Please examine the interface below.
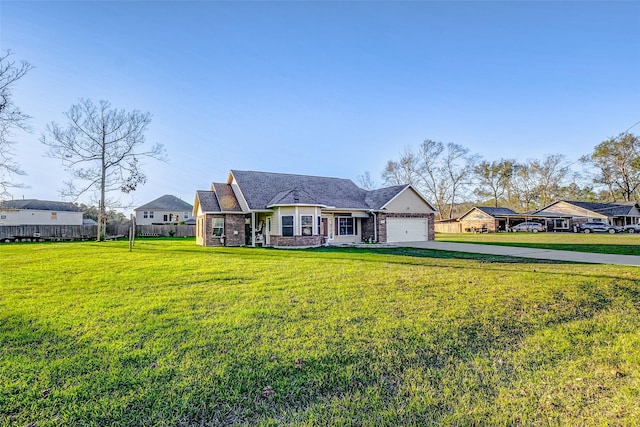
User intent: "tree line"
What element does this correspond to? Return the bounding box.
[377,134,640,220]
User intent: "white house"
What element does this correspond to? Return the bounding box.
[135,195,194,225]
[0,199,84,226]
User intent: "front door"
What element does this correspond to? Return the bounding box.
[321,217,329,243]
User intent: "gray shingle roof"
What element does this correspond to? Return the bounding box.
[231,170,372,210]
[0,199,81,212]
[475,207,519,216]
[267,189,324,207]
[198,170,434,213]
[365,185,408,210]
[136,195,193,211]
[195,190,221,212]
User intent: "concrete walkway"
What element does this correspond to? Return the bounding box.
[404,241,640,266]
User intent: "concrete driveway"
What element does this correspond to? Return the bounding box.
[404,241,640,266]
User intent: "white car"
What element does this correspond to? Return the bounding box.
[623,224,640,233]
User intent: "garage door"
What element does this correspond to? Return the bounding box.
[386,217,429,243]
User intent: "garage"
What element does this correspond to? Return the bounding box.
[386,217,429,243]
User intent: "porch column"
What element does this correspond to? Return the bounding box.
[251,212,256,247]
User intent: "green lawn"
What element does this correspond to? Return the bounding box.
[437,232,640,256]
[2,239,639,426]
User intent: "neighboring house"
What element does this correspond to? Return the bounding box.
[135,195,194,225]
[0,199,83,226]
[457,207,521,233]
[193,170,437,247]
[533,200,640,231]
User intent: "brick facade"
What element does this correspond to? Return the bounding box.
[198,214,246,247]
[360,217,376,243]
[270,235,323,247]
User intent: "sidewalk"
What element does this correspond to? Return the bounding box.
[405,241,640,266]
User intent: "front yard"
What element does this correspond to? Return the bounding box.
[1,240,639,425]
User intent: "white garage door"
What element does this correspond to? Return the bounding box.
[387,217,429,243]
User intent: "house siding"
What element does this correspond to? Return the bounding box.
[384,188,434,213]
[136,209,192,225]
[0,209,83,226]
[539,201,607,219]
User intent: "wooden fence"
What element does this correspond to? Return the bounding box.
[434,221,462,233]
[0,224,195,241]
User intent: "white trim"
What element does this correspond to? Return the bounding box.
[227,172,251,212]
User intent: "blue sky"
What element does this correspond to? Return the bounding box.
[1,1,639,211]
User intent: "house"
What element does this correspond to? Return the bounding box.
[457,207,521,233]
[533,200,640,231]
[0,199,83,226]
[193,170,437,247]
[135,195,194,225]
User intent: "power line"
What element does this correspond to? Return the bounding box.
[624,120,640,133]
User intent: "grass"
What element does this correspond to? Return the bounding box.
[1,239,639,426]
[437,232,640,256]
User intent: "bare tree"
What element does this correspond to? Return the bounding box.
[381,146,421,187]
[383,140,478,219]
[510,162,539,211]
[42,99,166,240]
[0,51,32,198]
[529,154,570,207]
[441,142,479,217]
[357,171,376,190]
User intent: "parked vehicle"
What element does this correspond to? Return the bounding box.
[580,222,623,234]
[623,224,640,233]
[510,222,545,233]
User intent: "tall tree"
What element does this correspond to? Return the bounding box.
[383,140,478,219]
[0,51,32,198]
[581,132,640,202]
[529,154,570,207]
[42,99,166,240]
[473,158,515,207]
[510,162,539,211]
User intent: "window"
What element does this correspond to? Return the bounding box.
[338,217,354,235]
[554,219,569,229]
[301,215,313,236]
[51,212,57,220]
[184,212,189,219]
[282,215,294,236]
[149,211,154,219]
[143,211,148,219]
[212,217,224,237]
[0,215,6,219]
